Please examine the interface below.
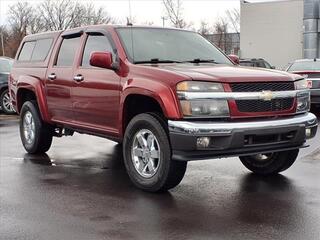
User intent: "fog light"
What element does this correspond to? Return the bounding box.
[306,128,312,138]
[197,137,210,148]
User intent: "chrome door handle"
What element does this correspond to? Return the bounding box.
[48,73,56,80]
[73,75,84,82]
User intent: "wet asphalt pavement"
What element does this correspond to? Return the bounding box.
[1,113,320,240]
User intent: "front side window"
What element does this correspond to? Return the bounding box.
[116,28,232,64]
[82,34,114,67]
[56,37,81,67]
[18,41,36,61]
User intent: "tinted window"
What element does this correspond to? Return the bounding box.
[240,62,254,67]
[0,58,13,73]
[288,61,320,71]
[18,41,36,61]
[82,34,114,67]
[31,38,53,61]
[117,28,232,64]
[56,37,81,66]
[264,61,272,69]
[255,61,266,68]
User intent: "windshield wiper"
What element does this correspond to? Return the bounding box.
[183,59,219,64]
[134,58,182,64]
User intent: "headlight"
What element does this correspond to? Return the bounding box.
[296,91,310,113]
[177,81,230,118]
[295,79,309,90]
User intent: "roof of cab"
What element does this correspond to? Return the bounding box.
[22,24,195,42]
[23,30,63,41]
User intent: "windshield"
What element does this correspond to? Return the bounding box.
[116,28,232,65]
[288,61,320,72]
[0,58,13,73]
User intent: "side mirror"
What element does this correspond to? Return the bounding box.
[90,51,113,69]
[228,54,240,65]
[271,66,276,69]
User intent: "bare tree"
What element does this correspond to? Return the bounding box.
[226,8,240,38]
[213,18,229,52]
[70,3,113,27]
[162,0,188,28]
[198,20,211,36]
[4,0,114,57]
[38,0,113,31]
[5,2,38,57]
[7,2,34,37]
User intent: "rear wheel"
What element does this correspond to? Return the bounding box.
[20,101,54,154]
[0,89,15,114]
[239,149,299,175]
[123,113,187,192]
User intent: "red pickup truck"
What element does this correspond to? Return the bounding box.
[10,25,318,192]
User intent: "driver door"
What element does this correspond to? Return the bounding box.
[72,31,121,134]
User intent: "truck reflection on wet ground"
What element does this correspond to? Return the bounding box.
[1,114,319,240]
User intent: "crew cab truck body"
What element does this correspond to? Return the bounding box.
[10,25,318,192]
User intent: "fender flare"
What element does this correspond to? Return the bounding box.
[16,76,50,122]
[120,86,181,135]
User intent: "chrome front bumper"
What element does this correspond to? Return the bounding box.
[169,113,318,135]
[168,113,318,161]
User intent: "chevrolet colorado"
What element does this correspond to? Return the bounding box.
[9,26,318,192]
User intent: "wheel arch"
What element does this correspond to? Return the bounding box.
[16,80,50,122]
[120,87,180,136]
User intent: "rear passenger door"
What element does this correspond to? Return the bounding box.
[45,31,83,122]
[72,30,121,134]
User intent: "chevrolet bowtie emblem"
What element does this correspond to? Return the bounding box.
[260,90,273,101]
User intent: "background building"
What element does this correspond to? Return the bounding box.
[240,0,307,69]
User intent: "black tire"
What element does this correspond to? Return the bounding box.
[123,113,187,192]
[239,149,299,175]
[0,89,15,114]
[20,100,54,154]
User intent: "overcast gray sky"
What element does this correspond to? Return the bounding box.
[0,0,279,29]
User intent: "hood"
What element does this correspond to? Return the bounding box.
[155,64,301,83]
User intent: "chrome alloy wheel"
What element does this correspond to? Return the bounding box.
[2,91,15,113]
[131,129,161,178]
[23,111,35,144]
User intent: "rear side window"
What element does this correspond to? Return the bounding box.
[31,38,53,61]
[18,38,53,62]
[82,34,114,67]
[18,41,36,61]
[56,37,81,67]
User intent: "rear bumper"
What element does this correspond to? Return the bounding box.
[168,113,318,161]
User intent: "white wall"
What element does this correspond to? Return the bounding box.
[240,0,304,69]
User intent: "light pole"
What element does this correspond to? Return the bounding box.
[161,16,167,27]
[1,30,4,56]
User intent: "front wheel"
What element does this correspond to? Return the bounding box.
[239,149,299,175]
[123,113,187,192]
[20,101,54,154]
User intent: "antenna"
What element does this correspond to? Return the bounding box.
[128,0,133,26]
[128,0,135,62]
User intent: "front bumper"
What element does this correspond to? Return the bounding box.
[168,113,318,161]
